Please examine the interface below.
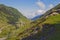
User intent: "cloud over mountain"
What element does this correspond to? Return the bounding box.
[36,1,45,9]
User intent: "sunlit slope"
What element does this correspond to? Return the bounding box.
[0,4,31,40]
[42,14,60,40]
[43,14,60,24]
[21,4,60,40]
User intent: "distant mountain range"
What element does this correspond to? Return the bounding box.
[31,15,42,20]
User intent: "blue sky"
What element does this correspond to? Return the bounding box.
[0,0,60,18]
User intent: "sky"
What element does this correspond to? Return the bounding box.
[0,0,60,19]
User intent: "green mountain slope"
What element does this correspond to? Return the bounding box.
[0,4,31,40]
[33,4,60,40]
[22,4,60,40]
[0,4,60,40]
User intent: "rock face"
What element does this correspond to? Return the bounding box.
[0,37,7,40]
[50,9,60,16]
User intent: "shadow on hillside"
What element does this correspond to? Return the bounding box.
[22,22,60,40]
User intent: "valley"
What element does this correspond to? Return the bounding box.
[0,4,60,40]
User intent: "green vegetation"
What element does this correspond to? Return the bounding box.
[0,4,60,40]
[0,4,31,40]
[26,4,60,40]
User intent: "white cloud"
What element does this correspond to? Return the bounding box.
[37,10,45,14]
[35,10,46,15]
[49,4,54,9]
[36,1,45,9]
[34,0,46,18]
[18,0,54,19]
[27,12,36,19]
[27,0,46,19]
[24,2,54,19]
[27,9,46,19]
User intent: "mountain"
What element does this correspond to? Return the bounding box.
[21,4,60,40]
[31,4,60,21]
[0,4,60,40]
[0,4,31,40]
[31,15,42,20]
[0,4,31,29]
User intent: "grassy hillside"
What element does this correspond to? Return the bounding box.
[0,4,60,40]
[0,4,31,40]
[21,4,60,40]
[33,4,60,40]
[42,14,60,40]
[43,14,60,24]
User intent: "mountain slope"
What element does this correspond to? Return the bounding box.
[0,4,60,40]
[22,4,60,40]
[0,4,31,40]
